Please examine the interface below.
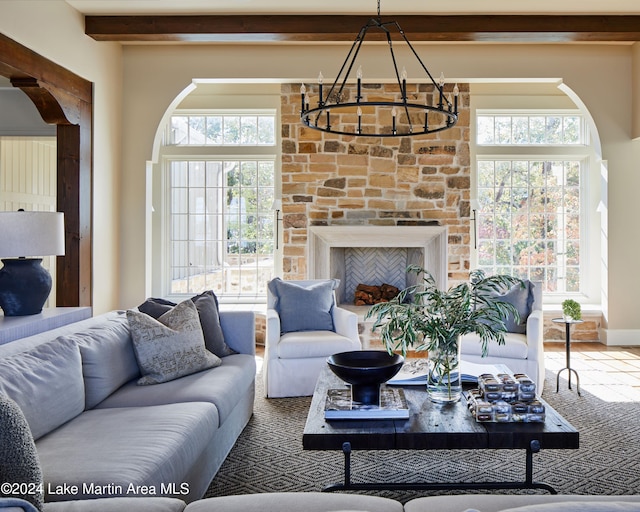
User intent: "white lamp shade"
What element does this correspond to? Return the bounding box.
[0,211,65,258]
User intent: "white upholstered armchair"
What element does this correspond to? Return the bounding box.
[460,280,545,391]
[264,279,361,398]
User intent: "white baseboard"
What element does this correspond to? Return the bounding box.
[600,329,640,346]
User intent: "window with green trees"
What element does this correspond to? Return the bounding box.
[164,111,277,299]
[476,112,586,294]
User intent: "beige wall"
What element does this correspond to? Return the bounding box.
[120,43,640,344]
[2,2,639,340]
[0,0,123,314]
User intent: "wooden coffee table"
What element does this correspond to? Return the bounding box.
[303,365,579,494]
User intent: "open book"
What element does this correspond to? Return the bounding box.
[387,359,511,386]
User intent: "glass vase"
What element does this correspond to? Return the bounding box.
[427,337,462,404]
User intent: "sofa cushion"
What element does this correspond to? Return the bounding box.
[461,331,529,360]
[184,492,404,512]
[0,394,43,511]
[138,291,235,358]
[404,496,640,512]
[95,353,255,427]
[268,278,338,334]
[66,312,140,409]
[43,497,187,512]
[277,330,357,359]
[127,300,222,385]
[0,337,84,441]
[36,402,218,502]
[499,502,640,512]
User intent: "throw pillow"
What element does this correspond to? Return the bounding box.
[138,290,236,357]
[0,393,44,511]
[268,278,339,334]
[127,300,222,385]
[494,280,535,334]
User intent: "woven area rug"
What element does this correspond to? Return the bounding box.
[205,366,640,503]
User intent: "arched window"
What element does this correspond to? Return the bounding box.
[160,110,277,301]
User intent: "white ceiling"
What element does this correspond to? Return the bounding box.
[65,0,640,16]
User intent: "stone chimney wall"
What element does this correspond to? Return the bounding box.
[280,82,471,284]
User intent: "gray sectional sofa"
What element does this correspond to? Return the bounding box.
[0,308,256,507]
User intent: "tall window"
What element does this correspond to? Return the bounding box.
[163,110,277,300]
[475,111,588,295]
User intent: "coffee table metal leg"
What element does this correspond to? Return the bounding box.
[322,440,558,494]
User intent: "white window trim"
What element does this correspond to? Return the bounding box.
[156,107,279,304]
[472,109,600,306]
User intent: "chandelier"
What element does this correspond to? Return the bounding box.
[299,0,459,138]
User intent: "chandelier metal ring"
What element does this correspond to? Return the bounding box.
[299,1,459,138]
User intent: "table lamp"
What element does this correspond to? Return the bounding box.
[0,210,65,316]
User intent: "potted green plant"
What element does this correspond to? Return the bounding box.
[366,265,524,404]
[562,299,581,322]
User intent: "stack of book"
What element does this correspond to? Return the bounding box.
[324,388,409,420]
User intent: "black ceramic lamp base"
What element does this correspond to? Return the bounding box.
[0,258,52,316]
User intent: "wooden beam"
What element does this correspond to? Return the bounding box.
[0,33,93,308]
[85,15,640,43]
[0,34,92,102]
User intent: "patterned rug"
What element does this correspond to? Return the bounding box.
[205,367,640,503]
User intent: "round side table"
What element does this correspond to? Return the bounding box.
[552,318,583,396]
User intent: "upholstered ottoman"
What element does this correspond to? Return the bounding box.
[184,492,403,512]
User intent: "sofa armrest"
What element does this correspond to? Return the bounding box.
[219,311,256,356]
[0,498,40,512]
[265,309,281,351]
[525,308,545,386]
[525,309,544,359]
[333,306,360,345]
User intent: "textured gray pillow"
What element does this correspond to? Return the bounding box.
[268,278,338,334]
[0,393,44,511]
[138,290,236,357]
[127,300,222,385]
[0,337,85,441]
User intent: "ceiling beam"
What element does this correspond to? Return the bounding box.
[85,15,640,43]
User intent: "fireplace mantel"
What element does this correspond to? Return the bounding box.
[308,226,448,301]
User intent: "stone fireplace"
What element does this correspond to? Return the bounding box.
[280,81,472,290]
[308,225,448,305]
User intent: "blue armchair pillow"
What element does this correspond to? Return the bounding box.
[268,278,339,334]
[495,280,535,334]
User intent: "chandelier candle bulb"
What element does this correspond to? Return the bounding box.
[401,67,407,100]
[300,83,306,111]
[357,66,362,100]
[357,106,362,133]
[454,83,459,112]
[318,72,324,106]
[392,107,397,134]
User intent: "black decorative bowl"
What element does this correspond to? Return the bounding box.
[327,350,405,405]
